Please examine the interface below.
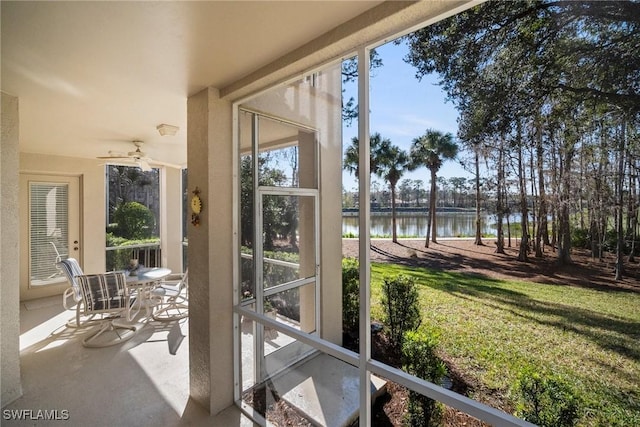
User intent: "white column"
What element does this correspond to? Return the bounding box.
[160,166,184,272]
[187,87,234,414]
[1,92,22,405]
[357,47,372,427]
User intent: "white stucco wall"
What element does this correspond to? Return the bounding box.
[20,154,106,292]
[1,92,22,405]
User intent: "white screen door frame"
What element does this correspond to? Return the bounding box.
[237,109,322,388]
[256,186,320,380]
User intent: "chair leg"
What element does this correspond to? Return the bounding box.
[126,295,142,322]
[152,292,188,322]
[81,319,139,348]
[66,305,102,329]
[152,302,189,322]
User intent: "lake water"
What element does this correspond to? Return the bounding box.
[342,212,500,238]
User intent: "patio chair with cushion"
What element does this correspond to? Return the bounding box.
[58,258,141,328]
[152,269,188,322]
[76,272,140,347]
[58,258,90,328]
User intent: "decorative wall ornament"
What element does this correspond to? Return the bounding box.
[191,187,202,226]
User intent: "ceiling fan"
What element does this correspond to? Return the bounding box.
[97,140,180,171]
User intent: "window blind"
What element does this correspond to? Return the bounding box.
[29,182,69,285]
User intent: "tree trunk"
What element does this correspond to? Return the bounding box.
[425,207,431,248]
[629,162,638,263]
[578,137,586,230]
[591,149,603,258]
[557,131,575,265]
[391,184,398,243]
[599,214,607,261]
[550,137,559,252]
[615,118,626,280]
[474,147,484,246]
[424,175,434,248]
[558,201,572,264]
[517,126,529,262]
[431,169,438,244]
[535,120,547,257]
[495,142,505,254]
[426,168,437,246]
[530,146,537,255]
[506,185,512,248]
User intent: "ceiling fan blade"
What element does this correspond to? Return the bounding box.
[98,141,181,170]
[99,160,136,168]
[97,155,130,159]
[100,158,180,171]
[148,159,183,169]
[97,150,129,159]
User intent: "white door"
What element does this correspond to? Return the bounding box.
[20,174,81,300]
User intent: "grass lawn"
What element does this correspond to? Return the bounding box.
[370,262,640,426]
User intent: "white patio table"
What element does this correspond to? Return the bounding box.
[125,267,171,319]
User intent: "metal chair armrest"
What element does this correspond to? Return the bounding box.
[62,286,80,310]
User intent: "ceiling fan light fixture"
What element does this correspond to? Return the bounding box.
[157,123,179,136]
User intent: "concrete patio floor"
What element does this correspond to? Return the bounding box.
[3,295,255,427]
[239,316,387,427]
[6,295,388,426]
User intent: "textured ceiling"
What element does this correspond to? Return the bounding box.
[1,1,382,166]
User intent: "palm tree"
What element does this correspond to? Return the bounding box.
[343,133,409,243]
[375,141,410,243]
[409,129,458,248]
[343,132,387,180]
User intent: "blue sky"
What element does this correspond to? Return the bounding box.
[342,40,471,192]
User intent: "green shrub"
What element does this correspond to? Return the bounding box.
[381,274,421,349]
[514,367,581,427]
[602,228,629,254]
[239,247,302,320]
[402,329,447,427]
[571,228,590,249]
[112,201,156,239]
[342,257,360,335]
[105,233,160,271]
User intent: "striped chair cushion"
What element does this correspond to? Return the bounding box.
[77,272,128,312]
[57,258,85,301]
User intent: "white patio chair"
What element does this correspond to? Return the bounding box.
[76,272,140,347]
[49,241,67,264]
[48,241,67,278]
[58,258,140,328]
[58,258,92,328]
[152,270,188,322]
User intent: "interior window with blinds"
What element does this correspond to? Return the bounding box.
[29,182,69,285]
